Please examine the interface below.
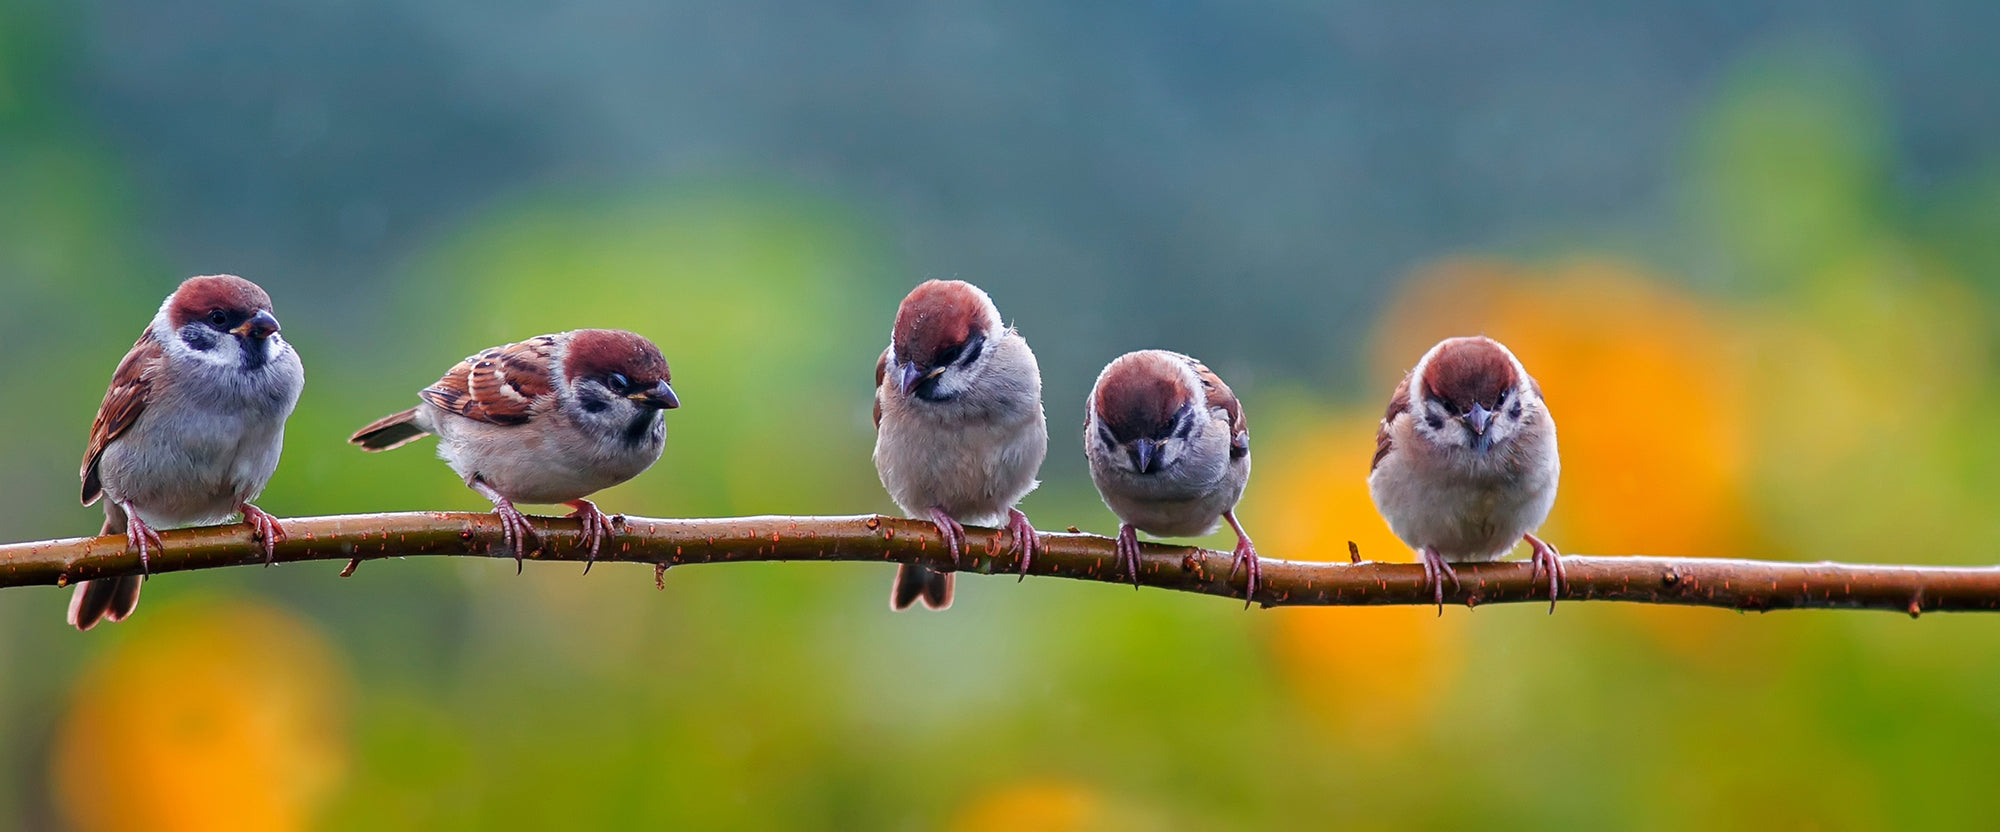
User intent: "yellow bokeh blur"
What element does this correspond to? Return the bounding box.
[53,598,350,832]
[951,781,1138,832]
[1743,246,1994,561]
[1262,414,1464,744]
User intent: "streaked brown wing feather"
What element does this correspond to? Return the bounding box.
[1176,353,1249,456]
[1372,375,1411,474]
[418,335,557,426]
[872,347,890,429]
[81,330,163,505]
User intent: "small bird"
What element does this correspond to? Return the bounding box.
[872,279,1048,611]
[71,275,306,630]
[1368,335,1563,612]
[350,329,678,571]
[1084,350,1260,604]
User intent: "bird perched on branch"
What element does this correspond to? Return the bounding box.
[1369,335,1563,612]
[350,329,678,571]
[1084,350,1259,604]
[71,275,305,630]
[872,280,1048,610]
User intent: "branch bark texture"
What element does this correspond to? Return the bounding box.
[2,512,1996,615]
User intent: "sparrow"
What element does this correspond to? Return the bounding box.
[1084,350,1259,604]
[70,274,305,630]
[1368,335,1563,613]
[350,329,678,572]
[873,279,1048,611]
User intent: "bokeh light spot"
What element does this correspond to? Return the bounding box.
[53,599,350,832]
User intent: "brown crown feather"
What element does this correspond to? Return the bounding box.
[1419,336,1517,412]
[166,275,274,329]
[1093,351,1195,442]
[561,329,671,386]
[891,280,992,368]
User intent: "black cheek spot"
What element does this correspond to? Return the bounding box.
[1425,415,1444,430]
[181,325,219,352]
[579,390,611,414]
[623,411,659,444]
[913,374,949,402]
[1510,404,1523,420]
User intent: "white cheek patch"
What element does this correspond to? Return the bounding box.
[165,329,242,370]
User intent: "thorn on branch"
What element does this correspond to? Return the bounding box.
[340,557,362,578]
[1347,541,1360,564]
[654,562,670,590]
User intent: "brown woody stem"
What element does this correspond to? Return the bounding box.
[2,512,1996,615]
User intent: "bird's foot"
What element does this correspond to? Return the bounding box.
[1526,532,1565,614]
[1116,524,1143,589]
[240,502,286,566]
[566,499,617,575]
[1224,511,1261,609]
[926,506,966,568]
[122,507,164,577]
[1006,508,1039,581]
[1419,546,1460,616]
[492,500,537,574]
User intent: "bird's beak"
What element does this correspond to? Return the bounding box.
[896,362,923,396]
[1132,438,1159,474]
[630,380,680,410]
[1463,402,1494,437]
[231,310,280,339]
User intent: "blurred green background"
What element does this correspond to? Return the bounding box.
[4,1,1999,829]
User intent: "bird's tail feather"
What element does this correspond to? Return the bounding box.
[350,407,429,451]
[69,516,140,630]
[890,564,954,611]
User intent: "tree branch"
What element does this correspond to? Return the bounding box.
[2,512,1996,615]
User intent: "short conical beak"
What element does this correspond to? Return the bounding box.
[631,381,679,410]
[1132,438,1159,474]
[1463,402,1494,436]
[231,310,280,339]
[896,362,922,396]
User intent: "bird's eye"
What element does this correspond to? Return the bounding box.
[607,373,630,392]
[935,344,964,366]
[207,309,229,327]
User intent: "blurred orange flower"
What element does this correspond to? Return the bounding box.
[53,599,351,832]
[1368,259,1758,656]
[950,781,1106,832]
[1263,414,1463,744]
[1372,258,1754,560]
